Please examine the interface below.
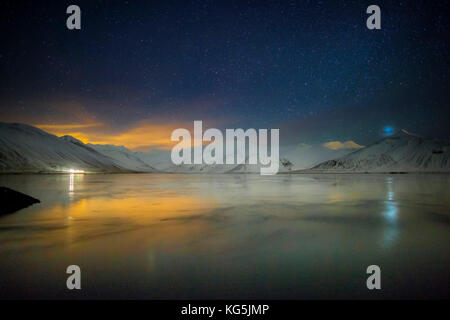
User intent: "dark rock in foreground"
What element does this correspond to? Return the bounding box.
[0,187,40,215]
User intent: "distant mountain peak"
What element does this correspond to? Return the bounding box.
[60,135,84,144]
[399,129,423,138]
[87,143,131,153]
[310,130,449,173]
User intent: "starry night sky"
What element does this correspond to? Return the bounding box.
[0,0,448,150]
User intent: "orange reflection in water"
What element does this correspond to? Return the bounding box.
[15,191,219,250]
[62,193,217,221]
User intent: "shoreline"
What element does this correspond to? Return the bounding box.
[1,171,449,175]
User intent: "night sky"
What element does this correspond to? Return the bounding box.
[0,0,448,151]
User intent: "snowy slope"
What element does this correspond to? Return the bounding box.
[161,159,293,174]
[135,149,173,171]
[136,147,244,173]
[0,122,159,173]
[86,143,156,172]
[135,147,245,173]
[310,130,450,172]
[0,122,127,173]
[279,144,352,170]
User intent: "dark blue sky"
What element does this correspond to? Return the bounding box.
[0,0,448,148]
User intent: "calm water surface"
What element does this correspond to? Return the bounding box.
[0,173,449,299]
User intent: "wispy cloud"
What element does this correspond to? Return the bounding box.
[323,140,364,150]
[35,123,103,130]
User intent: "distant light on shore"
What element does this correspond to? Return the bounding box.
[68,169,85,173]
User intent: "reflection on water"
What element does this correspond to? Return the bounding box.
[68,173,75,197]
[382,177,398,248]
[0,173,448,299]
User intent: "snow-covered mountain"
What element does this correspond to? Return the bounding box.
[310,130,450,173]
[2,123,446,174]
[86,143,156,172]
[135,149,174,171]
[279,143,353,170]
[0,122,155,173]
[134,142,354,173]
[135,146,298,173]
[160,158,294,174]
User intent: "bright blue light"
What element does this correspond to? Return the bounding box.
[383,126,394,136]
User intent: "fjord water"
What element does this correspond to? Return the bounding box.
[0,173,448,299]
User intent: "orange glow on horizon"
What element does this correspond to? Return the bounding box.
[35,121,207,151]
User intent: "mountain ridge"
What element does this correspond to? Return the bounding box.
[0,122,156,173]
[306,129,449,173]
[1,122,448,173]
